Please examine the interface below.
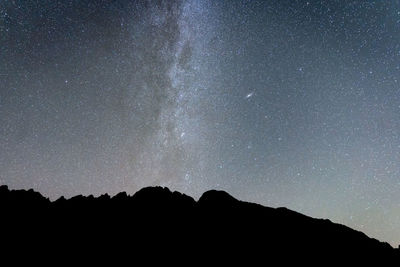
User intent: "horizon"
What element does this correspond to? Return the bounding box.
[1,0,400,247]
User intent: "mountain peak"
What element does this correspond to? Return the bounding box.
[198,189,238,206]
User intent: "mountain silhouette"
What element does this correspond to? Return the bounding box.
[0,185,398,264]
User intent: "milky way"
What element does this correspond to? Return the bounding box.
[1,0,400,247]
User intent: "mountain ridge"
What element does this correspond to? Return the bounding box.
[0,184,398,263]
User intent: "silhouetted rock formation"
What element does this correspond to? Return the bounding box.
[0,185,398,264]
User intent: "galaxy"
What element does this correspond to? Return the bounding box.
[1,0,400,247]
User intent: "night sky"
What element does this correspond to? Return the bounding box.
[1,0,400,247]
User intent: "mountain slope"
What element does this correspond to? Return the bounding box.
[0,185,398,264]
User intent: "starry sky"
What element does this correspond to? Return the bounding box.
[1,0,400,246]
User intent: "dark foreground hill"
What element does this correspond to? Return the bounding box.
[0,185,398,264]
